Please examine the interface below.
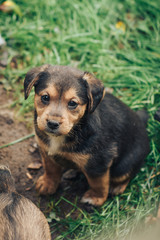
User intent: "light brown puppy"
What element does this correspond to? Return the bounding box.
[0,165,51,240]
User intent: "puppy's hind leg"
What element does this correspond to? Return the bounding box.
[110,141,150,196]
[81,168,110,206]
[110,176,130,196]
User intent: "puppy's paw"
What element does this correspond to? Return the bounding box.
[109,181,129,196]
[81,189,106,206]
[36,175,59,195]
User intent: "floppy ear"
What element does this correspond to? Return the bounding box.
[82,72,105,113]
[24,64,50,99]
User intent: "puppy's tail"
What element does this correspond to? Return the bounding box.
[136,109,149,128]
[154,108,160,122]
[0,165,16,193]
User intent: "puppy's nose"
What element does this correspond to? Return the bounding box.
[47,120,60,130]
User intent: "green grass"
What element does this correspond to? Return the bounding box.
[0,0,160,239]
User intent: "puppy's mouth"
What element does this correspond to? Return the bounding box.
[45,127,62,136]
[43,120,73,136]
[45,126,71,136]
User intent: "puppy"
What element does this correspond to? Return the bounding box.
[24,64,150,206]
[0,165,51,240]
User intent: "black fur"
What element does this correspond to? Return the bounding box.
[154,108,160,122]
[63,93,150,178]
[31,66,150,179]
[25,65,150,203]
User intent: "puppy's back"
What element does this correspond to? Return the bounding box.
[0,166,51,240]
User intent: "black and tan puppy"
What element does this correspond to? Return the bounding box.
[24,64,150,206]
[0,165,51,240]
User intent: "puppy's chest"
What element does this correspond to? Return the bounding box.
[47,136,89,170]
[47,136,65,156]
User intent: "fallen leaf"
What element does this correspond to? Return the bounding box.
[27,162,42,170]
[148,171,160,180]
[116,21,126,33]
[26,172,33,179]
[0,1,22,17]
[28,146,36,153]
[32,142,38,148]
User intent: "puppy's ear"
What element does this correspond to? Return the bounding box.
[83,72,105,113]
[24,64,50,99]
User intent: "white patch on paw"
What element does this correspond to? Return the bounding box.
[81,196,95,205]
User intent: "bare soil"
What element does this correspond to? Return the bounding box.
[0,84,90,239]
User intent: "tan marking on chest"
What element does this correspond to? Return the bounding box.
[35,134,49,152]
[35,134,65,156]
[48,136,65,156]
[59,152,90,170]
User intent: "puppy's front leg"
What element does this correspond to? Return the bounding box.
[81,169,110,206]
[36,151,62,195]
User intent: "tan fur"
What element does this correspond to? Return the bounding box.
[59,152,90,170]
[36,148,62,195]
[83,72,104,112]
[25,64,49,98]
[36,135,89,194]
[81,169,110,206]
[34,86,87,135]
[0,165,51,240]
[110,173,130,196]
[26,75,39,99]
[48,136,65,156]
[63,88,79,102]
[83,72,104,90]
[47,83,59,98]
[83,72,96,85]
[35,134,64,155]
[0,194,13,210]
[110,180,130,196]
[111,172,130,183]
[0,194,51,240]
[35,134,49,150]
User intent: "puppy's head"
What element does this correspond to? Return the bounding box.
[24,65,104,136]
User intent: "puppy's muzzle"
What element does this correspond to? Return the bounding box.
[47,120,60,131]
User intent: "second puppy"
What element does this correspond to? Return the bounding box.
[24,65,150,206]
[0,165,51,240]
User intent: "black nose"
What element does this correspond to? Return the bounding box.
[47,120,60,130]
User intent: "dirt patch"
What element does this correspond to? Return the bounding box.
[0,84,91,239]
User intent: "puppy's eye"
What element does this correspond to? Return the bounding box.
[41,95,50,104]
[68,100,78,110]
